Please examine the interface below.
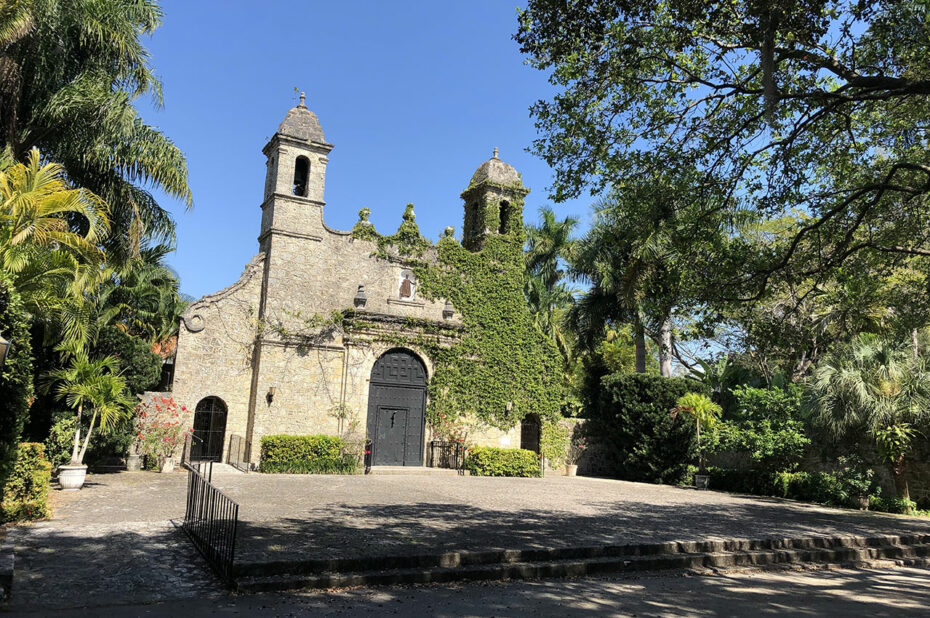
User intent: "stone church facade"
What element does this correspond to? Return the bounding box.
[171,95,534,467]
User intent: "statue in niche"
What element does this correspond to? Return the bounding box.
[399,272,415,299]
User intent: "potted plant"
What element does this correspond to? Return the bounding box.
[564,435,586,477]
[135,396,190,472]
[48,354,132,490]
[671,392,722,490]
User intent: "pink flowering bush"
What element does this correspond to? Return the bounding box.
[566,435,587,465]
[134,396,191,464]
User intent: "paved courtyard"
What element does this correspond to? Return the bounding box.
[8,469,930,611]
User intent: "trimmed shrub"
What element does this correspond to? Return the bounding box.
[465,446,540,477]
[0,273,34,492]
[710,385,809,473]
[869,495,917,515]
[45,412,77,469]
[708,465,879,510]
[586,373,702,484]
[1,443,51,522]
[260,434,357,474]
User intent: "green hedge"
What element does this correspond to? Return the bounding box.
[0,273,34,492]
[706,467,915,513]
[465,446,540,477]
[259,434,357,474]
[1,443,51,522]
[586,373,702,484]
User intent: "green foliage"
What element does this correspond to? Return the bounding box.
[260,434,357,474]
[869,495,917,515]
[93,325,162,394]
[540,420,571,468]
[517,1,930,314]
[416,232,564,430]
[347,187,562,435]
[587,373,701,484]
[44,412,76,469]
[47,353,133,465]
[2,0,192,259]
[708,456,879,509]
[0,271,33,491]
[710,385,810,472]
[465,446,541,477]
[1,443,51,523]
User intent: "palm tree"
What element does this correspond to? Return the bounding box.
[0,148,110,340]
[672,392,722,472]
[48,353,132,466]
[525,206,579,359]
[525,206,578,291]
[806,333,930,499]
[0,148,108,268]
[0,0,191,260]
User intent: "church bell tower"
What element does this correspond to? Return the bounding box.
[259,92,333,249]
[461,148,529,251]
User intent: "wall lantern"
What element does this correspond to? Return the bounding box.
[354,285,367,308]
[442,300,454,320]
[266,386,276,404]
[0,332,10,370]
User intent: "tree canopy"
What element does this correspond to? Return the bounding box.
[517,0,930,304]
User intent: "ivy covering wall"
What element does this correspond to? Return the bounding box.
[350,195,563,432]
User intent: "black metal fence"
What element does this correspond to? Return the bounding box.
[426,440,466,474]
[181,461,239,583]
[227,434,249,472]
[363,439,372,474]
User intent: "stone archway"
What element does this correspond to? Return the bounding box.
[367,349,427,466]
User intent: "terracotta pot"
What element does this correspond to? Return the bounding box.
[694,474,710,490]
[564,464,578,477]
[159,458,175,474]
[58,464,87,491]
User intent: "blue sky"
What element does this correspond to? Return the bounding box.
[144,1,590,299]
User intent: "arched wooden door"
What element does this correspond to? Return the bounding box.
[367,349,427,466]
[192,396,227,462]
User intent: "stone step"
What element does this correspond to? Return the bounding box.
[368,466,463,476]
[232,535,930,593]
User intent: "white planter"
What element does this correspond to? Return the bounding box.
[125,454,142,472]
[694,474,710,490]
[58,464,87,491]
[564,464,578,477]
[159,458,175,474]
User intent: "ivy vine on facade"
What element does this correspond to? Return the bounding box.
[168,94,561,468]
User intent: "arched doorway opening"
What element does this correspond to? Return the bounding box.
[367,349,427,466]
[520,413,541,454]
[192,396,228,462]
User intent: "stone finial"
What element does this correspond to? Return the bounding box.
[298,91,307,108]
[402,203,416,222]
[443,226,454,237]
[358,207,371,222]
[492,147,499,159]
[354,285,367,308]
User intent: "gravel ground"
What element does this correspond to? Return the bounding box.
[7,469,930,612]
